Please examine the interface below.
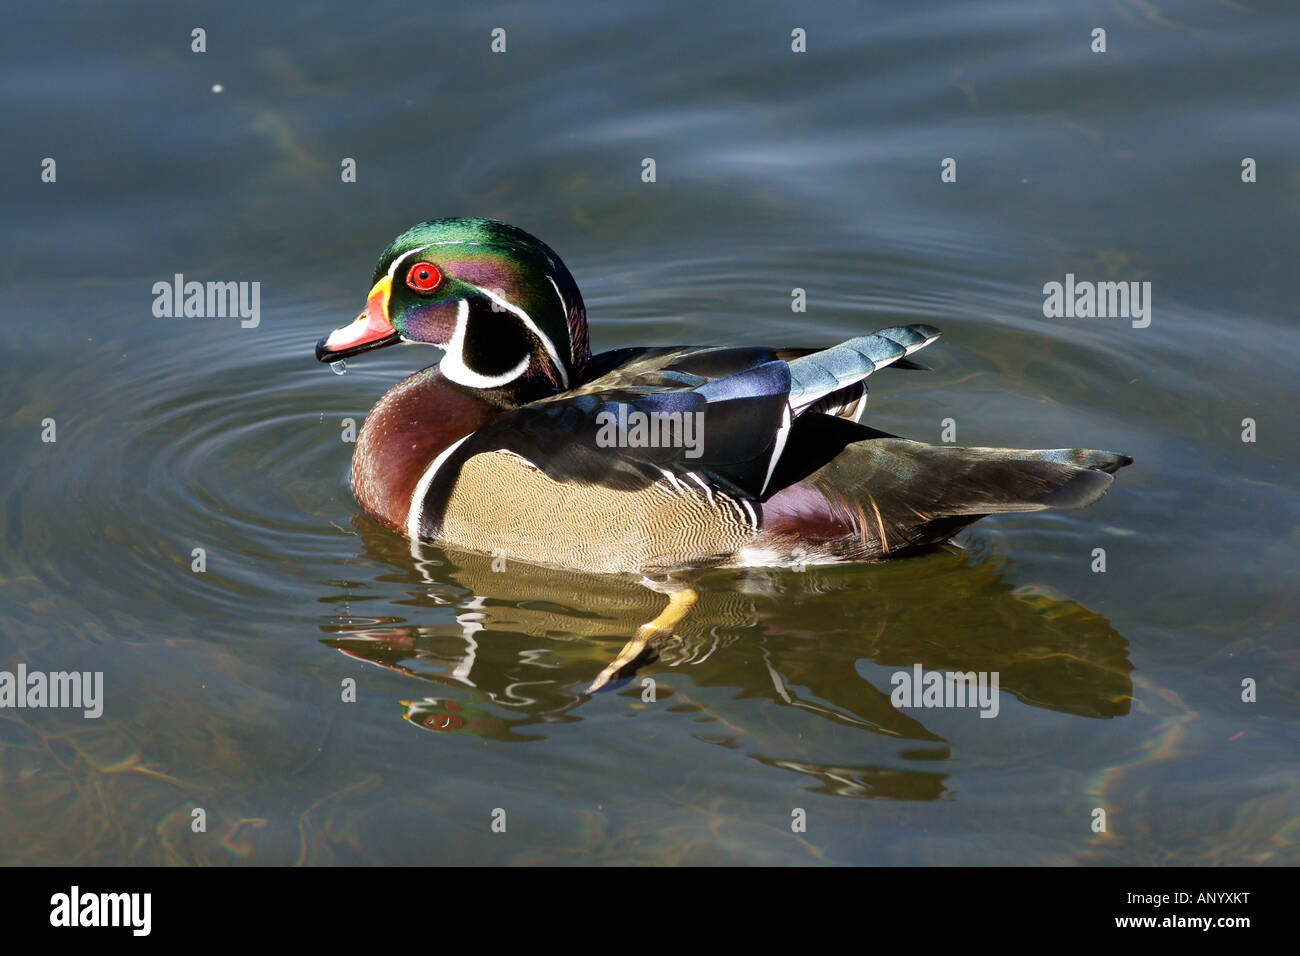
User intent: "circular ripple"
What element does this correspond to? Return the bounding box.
[8,314,429,636]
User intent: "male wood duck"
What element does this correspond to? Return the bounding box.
[316,218,1131,688]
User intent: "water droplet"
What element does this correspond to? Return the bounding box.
[330,360,347,375]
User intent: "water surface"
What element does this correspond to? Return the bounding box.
[1,0,1297,864]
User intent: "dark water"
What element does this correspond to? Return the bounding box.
[2,0,1297,864]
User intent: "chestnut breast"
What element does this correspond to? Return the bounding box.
[350,366,501,535]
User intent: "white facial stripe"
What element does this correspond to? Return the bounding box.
[546,275,573,363]
[407,432,473,547]
[388,239,491,281]
[467,283,570,389]
[387,242,437,280]
[439,298,532,389]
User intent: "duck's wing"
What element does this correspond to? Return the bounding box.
[782,325,940,415]
[439,351,791,502]
[426,325,944,506]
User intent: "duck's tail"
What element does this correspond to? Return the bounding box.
[762,422,1133,558]
[870,443,1133,515]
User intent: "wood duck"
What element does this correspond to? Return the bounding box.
[316,216,1132,573]
[316,218,1131,687]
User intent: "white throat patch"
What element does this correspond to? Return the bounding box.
[436,287,571,390]
[438,299,532,388]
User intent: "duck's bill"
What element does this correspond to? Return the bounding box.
[315,276,401,362]
[315,317,399,361]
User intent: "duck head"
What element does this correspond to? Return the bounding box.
[316,218,589,397]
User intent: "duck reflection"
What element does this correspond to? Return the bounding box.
[320,518,1132,789]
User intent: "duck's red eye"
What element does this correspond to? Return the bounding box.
[405,261,442,292]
